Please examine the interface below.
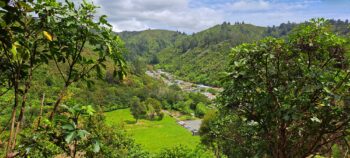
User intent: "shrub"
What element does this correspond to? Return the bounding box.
[195,102,208,117]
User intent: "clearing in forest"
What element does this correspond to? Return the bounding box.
[105,109,201,153]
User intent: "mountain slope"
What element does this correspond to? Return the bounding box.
[157,23,267,86]
[120,20,349,86]
[118,29,185,62]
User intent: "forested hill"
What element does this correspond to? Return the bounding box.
[119,19,349,86]
[158,23,267,86]
[118,29,185,62]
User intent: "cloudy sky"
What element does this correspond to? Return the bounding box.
[88,0,350,33]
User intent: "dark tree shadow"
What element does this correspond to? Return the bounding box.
[125,120,137,124]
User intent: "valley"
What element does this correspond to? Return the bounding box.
[1,1,349,157]
[146,69,222,100]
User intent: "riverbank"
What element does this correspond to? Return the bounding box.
[146,69,222,100]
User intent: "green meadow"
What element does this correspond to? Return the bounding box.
[105,109,201,153]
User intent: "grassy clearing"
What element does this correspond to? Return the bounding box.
[105,109,200,153]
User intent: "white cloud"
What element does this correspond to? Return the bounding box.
[228,0,270,11]
[221,0,310,13]
[65,0,347,32]
[220,0,323,26]
[110,18,150,32]
[93,0,223,33]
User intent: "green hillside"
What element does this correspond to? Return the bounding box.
[120,20,349,86]
[157,23,267,86]
[118,29,185,62]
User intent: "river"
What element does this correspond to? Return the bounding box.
[146,69,222,100]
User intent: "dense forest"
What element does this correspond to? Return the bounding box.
[1,0,350,158]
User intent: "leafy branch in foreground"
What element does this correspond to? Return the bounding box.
[0,0,54,155]
[19,104,148,158]
[0,0,126,157]
[37,0,127,120]
[203,18,350,158]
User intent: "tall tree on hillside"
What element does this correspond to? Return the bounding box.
[144,98,163,120]
[149,54,160,65]
[130,97,147,122]
[205,19,350,157]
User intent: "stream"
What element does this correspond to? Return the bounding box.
[146,69,223,100]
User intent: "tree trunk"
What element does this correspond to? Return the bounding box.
[12,67,33,151]
[272,122,288,158]
[11,122,20,151]
[6,107,17,156]
[49,85,68,120]
[37,93,45,128]
[6,81,19,156]
[12,88,29,148]
[216,144,221,158]
[73,140,77,158]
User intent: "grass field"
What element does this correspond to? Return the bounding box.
[105,109,201,153]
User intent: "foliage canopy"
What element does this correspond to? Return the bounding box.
[207,18,350,158]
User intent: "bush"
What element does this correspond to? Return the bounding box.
[206,88,217,95]
[195,102,208,117]
[156,145,214,158]
[215,19,350,157]
[156,146,190,158]
[181,104,193,115]
[332,144,342,158]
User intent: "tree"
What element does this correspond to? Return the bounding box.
[214,19,350,157]
[195,102,207,117]
[44,0,126,120]
[130,97,146,122]
[0,0,126,156]
[0,1,54,155]
[130,97,164,121]
[132,57,147,75]
[144,98,163,120]
[182,99,194,115]
[199,110,222,158]
[149,54,160,65]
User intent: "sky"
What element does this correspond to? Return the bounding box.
[87,0,350,33]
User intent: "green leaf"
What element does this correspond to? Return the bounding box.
[43,118,52,126]
[82,105,95,116]
[323,87,332,94]
[18,2,33,11]
[93,140,100,153]
[60,104,69,110]
[310,116,321,123]
[106,43,112,54]
[283,115,290,121]
[62,123,75,131]
[65,131,76,143]
[10,44,18,58]
[77,130,89,139]
[99,15,108,24]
